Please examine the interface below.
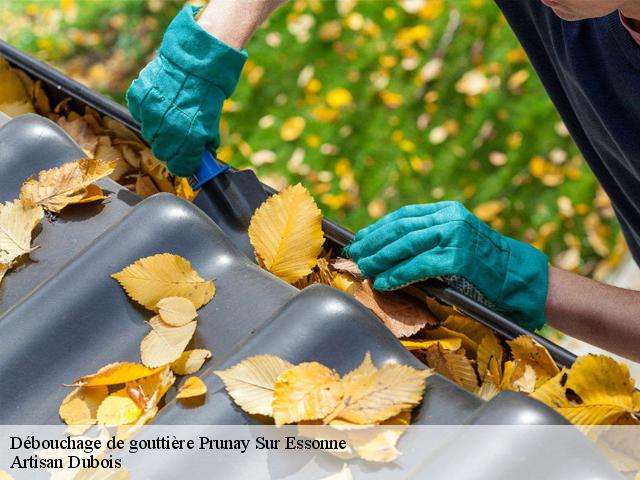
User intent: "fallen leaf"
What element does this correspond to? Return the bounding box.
[507,336,559,379]
[280,116,306,141]
[59,386,109,428]
[97,388,142,426]
[95,143,129,182]
[331,257,362,278]
[476,381,500,401]
[141,149,174,193]
[441,314,493,346]
[476,333,503,382]
[140,316,197,368]
[0,58,34,117]
[57,117,98,155]
[135,175,159,197]
[248,184,324,284]
[177,376,207,399]
[215,355,294,417]
[272,362,343,425]
[20,158,116,212]
[171,349,212,375]
[401,338,462,351]
[112,253,215,311]
[157,296,198,326]
[0,200,43,273]
[511,364,537,393]
[328,357,430,425]
[71,362,162,387]
[354,280,437,337]
[424,344,478,391]
[425,297,456,322]
[33,80,51,115]
[421,325,479,354]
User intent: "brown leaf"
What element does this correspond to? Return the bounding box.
[424,344,478,391]
[354,280,437,338]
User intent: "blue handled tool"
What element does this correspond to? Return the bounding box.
[188,149,230,190]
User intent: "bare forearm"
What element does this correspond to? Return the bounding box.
[545,266,640,362]
[197,0,286,50]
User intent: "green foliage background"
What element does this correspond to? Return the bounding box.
[0,0,623,278]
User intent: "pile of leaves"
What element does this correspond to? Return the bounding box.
[60,253,215,435]
[0,57,195,201]
[247,183,640,438]
[0,155,116,286]
[216,352,430,462]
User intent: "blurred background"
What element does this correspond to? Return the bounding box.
[1,0,639,367]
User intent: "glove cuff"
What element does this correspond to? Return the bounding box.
[159,6,248,97]
[497,239,549,331]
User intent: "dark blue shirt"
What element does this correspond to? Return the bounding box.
[496,1,640,264]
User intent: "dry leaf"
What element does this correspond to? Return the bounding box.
[20,158,115,213]
[175,177,198,201]
[33,80,51,115]
[331,273,359,294]
[354,280,437,338]
[476,333,503,382]
[157,296,198,326]
[425,297,457,322]
[57,116,99,154]
[177,376,207,399]
[248,183,324,284]
[171,349,212,375]
[59,386,109,428]
[507,335,559,379]
[97,388,142,426]
[141,149,174,193]
[421,325,479,355]
[135,175,159,198]
[441,314,493,346]
[0,58,34,117]
[140,316,197,368]
[532,355,637,427]
[71,362,162,387]
[476,380,500,401]
[272,362,343,425]
[511,364,537,393]
[95,143,129,182]
[424,344,478,391]
[328,355,430,425]
[401,338,462,351]
[215,355,294,417]
[112,253,215,311]
[331,257,362,278]
[0,200,43,273]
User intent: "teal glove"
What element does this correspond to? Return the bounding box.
[344,202,549,330]
[126,6,247,177]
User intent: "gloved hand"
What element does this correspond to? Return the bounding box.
[126,6,247,177]
[344,202,549,330]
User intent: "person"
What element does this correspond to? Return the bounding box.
[127,0,640,362]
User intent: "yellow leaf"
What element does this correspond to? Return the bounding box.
[424,344,478,392]
[215,355,294,417]
[272,362,343,425]
[175,177,198,201]
[280,116,306,141]
[141,148,174,194]
[20,158,116,213]
[58,386,108,428]
[112,253,215,310]
[348,425,405,463]
[507,335,560,379]
[0,200,43,272]
[329,359,430,425]
[248,184,324,284]
[157,296,198,326]
[353,280,438,338]
[530,370,568,409]
[171,349,212,375]
[511,364,537,393]
[72,362,162,387]
[425,297,456,322]
[441,314,493,346]
[0,58,34,117]
[140,316,197,368]
[421,325,479,355]
[33,80,51,115]
[401,338,462,351]
[330,273,359,295]
[177,376,207,399]
[476,381,500,401]
[97,388,142,426]
[134,365,176,410]
[476,333,503,382]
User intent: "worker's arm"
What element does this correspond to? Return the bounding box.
[546,266,640,362]
[126,1,286,176]
[345,202,640,363]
